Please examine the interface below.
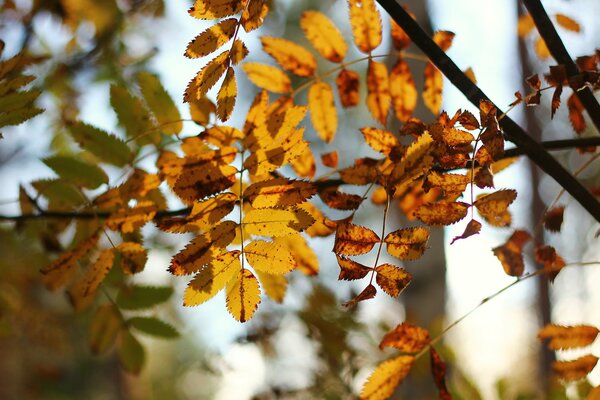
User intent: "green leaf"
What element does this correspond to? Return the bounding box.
[31,179,87,207]
[68,121,133,166]
[128,316,179,339]
[117,330,145,374]
[89,304,122,354]
[0,89,41,113]
[116,285,173,310]
[43,155,108,189]
[110,84,159,145]
[137,72,182,134]
[0,106,43,128]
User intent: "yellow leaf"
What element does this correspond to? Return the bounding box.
[379,322,430,352]
[301,202,337,237]
[336,68,360,108]
[183,250,240,306]
[230,39,249,65]
[535,37,551,59]
[339,158,380,185]
[553,355,598,382]
[388,132,434,194]
[348,0,382,53]
[375,264,411,297]
[415,201,469,226]
[116,242,147,275]
[89,304,121,355]
[226,268,261,322]
[242,62,291,94]
[518,14,535,37]
[538,324,599,350]
[243,208,314,236]
[243,178,316,209]
[68,249,115,310]
[333,222,380,256]
[241,0,268,32]
[260,36,316,77]
[106,201,158,233]
[290,141,316,178]
[217,66,237,121]
[367,59,390,125]
[433,30,455,52]
[169,220,237,276]
[390,59,417,122]
[308,81,337,143]
[360,355,415,400]
[185,18,238,58]
[492,230,531,277]
[336,255,372,280]
[159,193,237,233]
[360,127,400,156]
[474,189,517,227]
[41,233,99,291]
[256,270,287,302]
[384,227,429,260]
[555,14,580,33]
[189,96,216,126]
[244,240,295,274]
[424,171,469,201]
[199,126,244,147]
[275,234,319,276]
[188,0,244,19]
[300,10,347,63]
[390,18,410,50]
[423,62,442,115]
[185,50,230,102]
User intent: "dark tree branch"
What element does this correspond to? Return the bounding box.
[521,0,600,132]
[375,0,600,223]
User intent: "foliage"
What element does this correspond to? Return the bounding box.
[1,0,599,398]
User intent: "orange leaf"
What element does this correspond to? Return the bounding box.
[384,227,429,260]
[423,63,442,115]
[225,268,261,322]
[106,201,158,233]
[116,242,147,275]
[260,36,316,77]
[554,14,580,32]
[390,18,410,50]
[367,59,391,125]
[552,355,598,382]
[300,10,347,63]
[301,202,337,237]
[415,201,469,226]
[518,14,535,37]
[184,50,230,101]
[230,39,249,65]
[309,81,337,142]
[68,249,115,311]
[379,322,430,352]
[567,93,586,134]
[535,37,551,59]
[185,18,237,58]
[543,206,565,233]
[240,0,268,32]
[319,187,363,210]
[433,30,455,52]
[390,59,417,122]
[388,133,434,195]
[216,66,237,121]
[424,171,469,201]
[321,151,339,168]
[348,0,382,53]
[430,348,452,400]
[360,355,414,400]
[199,126,244,147]
[360,127,400,156]
[451,219,482,244]
[538,324,599,350]
[41,234,99,291]
[183,250,241,306]
[344,283,377,308]
[275,234,319,276]
[336,68,360,108]
[158,192,237,233]
[244,178,316,209]
[492,230,531,277]
[337,255,372,281]
[474,189,517,227]
[242,62,291,94]
[188,0,243,19]
[333,222,380,256]
[535,245,566,282]
[375,264,412,297]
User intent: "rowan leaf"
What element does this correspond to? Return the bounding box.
[171,157,238,203]
[321,151,339,168]
[535,245,566,282]
[242,62,291,94]
[301,202,337,237]
[67,249,115,311]
[424,171,470,201]
[89,304,121,355]
[518,14,535,37]
[138,71,182,134]
[361,127,400,156]
[367,59,391,125]
[183,250,240,306]
[116,285,174,310]
[567,93,586,134]
[128,317,180,339]
[336,68,360,108]
[116,242,147,274]
[117,330,145,375]
[225,268,261,322]
[110,84,158,145]
[423,63,442,115]
[538,324,599,350]
[240,0,268,32]
[555,14,580,32]
[290,142,316,178]
[360,355,415,400]
[243,208,314,236]
[344,283,377,307]
[384,227,429,260]
[430,348,452,400]
[185,50,230,101]
[391,18,411,50]
[309,81,337,143]
[256,271,287,303]
[300,11,347,63]
[188,0,244,19]
[230,39,249,65]
[333,222,380,256]
[244,178,316,209]
[185,18,238,58]
[543,206,565,233]
[217,67,237,121]
[200,126,244,147]
[336,255,372,280]
[492,230,531,277]
[348,0,382,53]
[535,37,551,59]
[106,201,158,233]
[553,355,598,382]
[244,240,295,274]
[390,59,417,122]
[388,132,434,195]
[169,220,237,275]
[474,189,517,227]
[415,201,470,226]
[260,36,316,77]
[43,155,108,189]
[451,219,482,244]
[339,158,380,185]
[379,322,430,352]
[41,234,99,291]
[68,121,133,166]
[375,264,411,297]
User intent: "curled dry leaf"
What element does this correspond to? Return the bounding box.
[492,230,531,277]
[319,187,363,210]
[543,206,565,233]
[535,245,566,282]
[451,219,482,244]
[344,283,377,308]
[538,324,599,350]
[336,255,372,281]
[430,347,452,400]
[379,322,430,352]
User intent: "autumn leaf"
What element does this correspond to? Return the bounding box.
[375,264,412,297]
[300,11,347,63]
[217,66,237,121]
[552,355,598,382]
[226,268,261,322]
[543,206,565,233]
[260,36,316,77]
[424,171,470,201]
[518,14,535,37]
[185,18,237,58]
[415,201,470,226]
[116,242,147,275]
[390,59,417,122]
[171,157,238,203]
[333,222,380,256]
[68,249,115,310]
[137,71,182,134]
[348,0,382,53]
[276,234,319,276]
[554,14,580,32]
[344,283,377,307]
[89,304,121,355]
[336,255,372,280]
[451,219,482,244]
[384,227,429,260]
[423,63,442,115]
[319,187,363,210]
[567,93,586,134]
[185,50,230,101]
[309,81,337,142]
[188,0,244,20]
[430,347,452,400]
[159,193,237,233]
[360,355,415,400]
[230,39,249,64]
[336,68,360,107]
[244,178,315,209]
[256,271,287,303]
[321,151,339,168]
[388,132,434,195]
[535,245,566,282]
[244,240,296,274]
[535,37,551,59]
[243,62,292,94]
[339,158,380,185]
[390,18,410,50]
[243,207,314,236]
[474,189,517,227]
[183,250,241,306]
[492,230,531,277]
[367,59,391,125]
[240,0,268,32]
[106,201,158,233]
[538,324,599,350]
[360,127,400,156]
[379,322,430,352]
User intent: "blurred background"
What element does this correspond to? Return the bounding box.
[0,0,599,399]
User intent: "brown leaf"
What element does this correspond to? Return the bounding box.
[319,187,363,210]
[535,245,566,282]
[492,230,531,277]
[337,255,372,281]
[390,18,410,50]
[321,151,339,168]
[474,189,517,227]
[336,68,360,108]
[567,92,586,134]
[375,264,411,297]
[390,59,417,122]
[333,222,380,256]
[379,322,430,352]
[451,219,482,244]
[430,348,452,400]
[384,227,429,260]
[543,206,565,233]
[343,283,377,308]
[552,355,598,382]
[415,202,469,226]
[538,324,599,350]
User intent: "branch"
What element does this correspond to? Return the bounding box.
[0,207,191,222]
[521,0,600,133]
[375,0,600,223]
